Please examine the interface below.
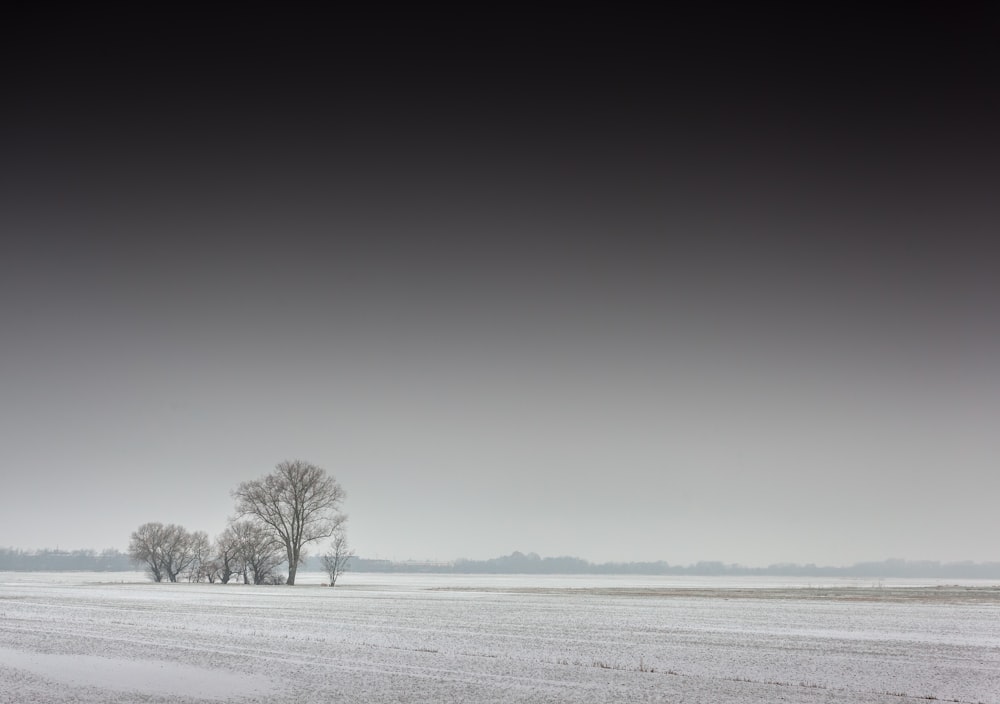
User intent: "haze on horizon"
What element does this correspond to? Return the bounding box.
[1,23,998,569]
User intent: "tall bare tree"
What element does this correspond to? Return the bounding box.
[321,527,354,587]
[232,460,346,585]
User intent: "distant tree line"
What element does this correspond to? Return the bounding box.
[126,459,352,586]
[8,546,999,581]
[0,547,132,571]
[341,552,1000,579]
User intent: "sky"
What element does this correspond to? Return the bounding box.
[1,17,999,566]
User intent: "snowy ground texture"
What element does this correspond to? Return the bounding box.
[1,572,998,703]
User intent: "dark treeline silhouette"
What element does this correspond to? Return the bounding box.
[5,548,1000,579]
[0,547,132,571]
[333,552,1000,579]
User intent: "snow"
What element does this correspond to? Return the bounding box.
[0,647,272,699]
[1,572,998,703]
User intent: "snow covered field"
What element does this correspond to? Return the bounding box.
[1,572,998,703]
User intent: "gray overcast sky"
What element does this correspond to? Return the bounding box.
[1,20,998,566]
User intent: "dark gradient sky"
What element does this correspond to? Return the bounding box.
[2,19,998,565]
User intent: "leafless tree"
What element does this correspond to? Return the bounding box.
[321,528,354,587]
[128,523,207,583]
[128,522,168,582]
[229,519,284,585]
[232,460,346,585]
[186,531,214,582]
[214,526,242,584]
[161,526,208,583]
[200,557,221,583]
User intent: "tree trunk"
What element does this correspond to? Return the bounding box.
[287,547,298,585]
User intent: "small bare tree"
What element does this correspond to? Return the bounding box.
[186,531,214,582]
[230,519,284,585]
[128,522,168,582]
[214,528,238,584]
[161,526,207,583]
[128,523,207,583]
[232,460,346,585]
[321,528,354,588]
